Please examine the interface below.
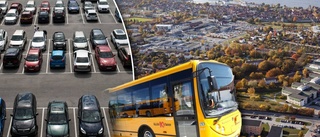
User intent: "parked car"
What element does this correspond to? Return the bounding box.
[110,29,128,50]
[95,45,116,71]
[0,29,8,51]
[0,8,3,20]
[53,9,65,23]
[4,9,18,24]
[24,48,42,72]
[40,1,50,13]
[83,1,94,12]
[52,31,66,50]
[46,101,70,137]
[114,8,122,22]
[20,10,33,24]
[0,0,8,15]
[3,47,22,68]
[90,28,107,48]
[73,50,91,72]
[67,0,79,13]
[10,92,38,137]
[78,95,104,137]
[96,0,109,13]
[24,0,36,14]
[54,0,65,11]
[38,10,49,23]
[50,50,66,68]
[85,9,97,21]
[0,98,6,137]
[72,31,88,51]
[9,3,22,14]
[31,30,47,51]
[9,30,27,50]
[118,46,132,68]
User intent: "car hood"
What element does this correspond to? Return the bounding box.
[32,42,45,47]
[0,41,5,46]
[54,41,65,45]
[25,7,35,11]
[100,57,115,65]
[5,16,16,20]
[80,122,102,133]
[98,5,109,8]
[0,7,7,11]
[13,119,35,129]
[47,124,68,136]
[54,7,64,10]
[93,40,106,45]
[74,42,87,48]
[25,60,39,66]
[10,40,23,45]
[115,39,128,45]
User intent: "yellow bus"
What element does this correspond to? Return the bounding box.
[108,60,241,137]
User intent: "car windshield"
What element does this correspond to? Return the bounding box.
[54,35,65,42]
[48,113,67,124]
[6,13,16,17]
[99,1,108,5]
[32,37,44,42]
[70,2,78,6]
[81,110,101,123]
[52,55,63,60]
[94,34,105,40]
[74,37,86,43]
[55,3,63,7]
[26,54,39,61]
[115,34,127,40]
[0,4,5,7]
[41,3,48,7]
[11,35,22,41]
[14,108,33,120]
[26,4,34,7]
[0,35,3,41]
[197,62,238,117]
[85,3,93,7]
[76,57,88,63]
[100,52,113,58]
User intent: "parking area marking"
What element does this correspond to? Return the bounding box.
[73,108,78,137]
[40,108,45,137]
[46,40,51,74]
[80,8,85,24]
[68,39,73,73]
[6,116,12,137]
[103,107,111,137]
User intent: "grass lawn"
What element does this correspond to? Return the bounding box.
[275,118,311,126]
[283,128,308,137]
[126,17,153,22]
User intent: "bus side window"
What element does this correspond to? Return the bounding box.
[174,81,195,115]
[133,88,149,117]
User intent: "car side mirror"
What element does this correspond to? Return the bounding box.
[69,119,71,121]
[36,112,39,115]
[10,114,13,117]
[45,119,47,121]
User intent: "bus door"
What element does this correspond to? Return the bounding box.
[172,81,198,137]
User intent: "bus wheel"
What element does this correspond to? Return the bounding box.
[146,111,151,117]
[142,128,155,137]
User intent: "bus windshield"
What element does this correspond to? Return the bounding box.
[197,62,238,117]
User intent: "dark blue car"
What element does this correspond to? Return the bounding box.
[50,50,66,68]
[67,0,79,13]
[0,98,6,137]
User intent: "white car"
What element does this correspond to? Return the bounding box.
[54,0,65,11]
[4,9,18,24]
[0,0,8,15]
[25,0,36,14]
[85,9,98,21]
[31,31,47,51]
[96,0,109,13]
[73,50,91,72]
[72,31,88,51]
[10,30,27,50]
[83,1,94,12]
[0,29,7,51]
[110,29,129,49]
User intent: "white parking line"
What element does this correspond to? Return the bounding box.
[46,39,51,74]
[33,14,38,25]
[0,62,2,71]
[109,6,117,23]
[40,108,45,137]
[97,13,101,24]
[66,11,69,24]
[73,108,78,137]
[87,40,96,73]
[68,39,73,73]
[50,8,53,25]
[6,116,12,137]
[1,17,4,25]
[102,107,111,137]
[80,8,85,24]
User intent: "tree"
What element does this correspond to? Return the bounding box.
[293,71,302,82]
[298,131,304,137]
[258,80,266,88]
[266,68,282,78]
[302,68,309,78]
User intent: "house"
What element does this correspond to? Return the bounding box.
[281,86,317,106]
[241,119,262,136]
[264,77,278,85]
[267,126,283,137]
[131,33,142,42]
[245,59,264,66]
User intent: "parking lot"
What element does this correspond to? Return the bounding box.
[3,107,113,137]
[0,0,133,136]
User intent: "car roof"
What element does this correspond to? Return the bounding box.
[7,9,17,13]
[56,0,63,4]
[84,1,92,4]
[74,31,85,37]
[49,101,66,114]
[28,48,40,54]
[54,31,65,37]
[5,47,19,55]
[52,50,64,56]
[41,1,49,4]
[97,46,111,52]
[75,50,89,57]
[0,1,6,4]
[114,29,125,35]
[34,31,45,37]
[16,92,34,108]
[81,95,99,110]
[13,30,24,35]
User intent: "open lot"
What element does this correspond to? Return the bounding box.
[0,0,133,136]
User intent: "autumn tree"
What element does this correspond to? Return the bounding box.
[293,71,302,82]
[258,60,273,71]
[266,68,282,78]
[258,80,266,88]
[248,80,258,88]
[278,75,286,83]
[247,87,255,95]
[298,131,303,137]
[302,68,309,78]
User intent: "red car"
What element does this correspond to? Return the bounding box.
[20,11,33,24]
[24,48,43,72]
[95,45,117,71]
[10,3,22,14]
[40,1,50,13]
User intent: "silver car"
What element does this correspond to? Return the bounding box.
[0,29,7,51]
[24,0,36,14]
[72,31,88,51]
[31,31,47,51]
[0,0,8,15]
[4,9,18,24]
[73,50,91,72]
[85,9,97,21]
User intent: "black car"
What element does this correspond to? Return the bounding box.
[90,28,107,49]
[46,101,70,137]
[0,98,6,137]
[78,95,104,137]
[38,11,49,23]
[114,8,122,22]
[53,9,65,23]
[52,31,67,50]
[11,92,38,137]
[118,46,132,68]
[3,47,23,68]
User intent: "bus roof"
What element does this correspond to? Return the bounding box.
[107,60,223,93]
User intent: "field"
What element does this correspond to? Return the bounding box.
[126,17,153,22]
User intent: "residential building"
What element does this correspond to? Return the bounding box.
[241,119,262,136]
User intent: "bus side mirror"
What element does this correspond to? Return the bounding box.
[207,76,219,92]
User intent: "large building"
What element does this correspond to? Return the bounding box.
[267,126,283,137]
[241,119,262,136]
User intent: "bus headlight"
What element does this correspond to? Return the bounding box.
[221,127,225,134]
[215,124,220,130]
